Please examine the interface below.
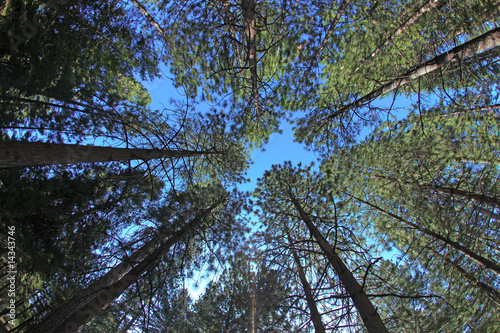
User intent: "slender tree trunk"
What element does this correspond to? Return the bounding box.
[427,103,500,119]
[242,0,259,117]
[353,0,443,74]
[250,270,256,333]
[0,141,217,168]
[348,193,500,278]
[473,204,500,221]
[27,194,227,333]
[119,312,141,333]
[439,252,500,308]
[372,173,500,210]
[421,183,500,210]
[0,95,89,114]
[130,0,173,49]
[287,232,326,333]
[301,0,349,79]
[289,194,389,333]
[328,27,500,119]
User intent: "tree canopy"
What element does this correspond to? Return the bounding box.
[1,0,499,332]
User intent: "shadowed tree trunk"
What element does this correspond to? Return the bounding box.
[353,0,443,74]
[288,193,389,333]
[130,0,173,49]
[0,141,217,168]
[119,312,141,333]
[421,184,500,210]
[26,194,228,333]
[287,231,326,333]
[348,193,500,278]
[439,251,500,308]
[242,0,259,117]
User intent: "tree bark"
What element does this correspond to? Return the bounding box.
[372,173,500,211]
[130,0,173,49]
[440,252,500,308]
[328,26,500,119]
[0,141,216,168]
[353,0,443,74]
[119,312,141,333]
[349,193,500,278]
[27,194,228,333]
[301,0,349,79]
[242,0,259,117]
[421,183,500,210]
[289,194,389,333]
[286,232,326,333]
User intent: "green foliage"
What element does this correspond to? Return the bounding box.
[320,98,500,331]
[192,253,295,332]
[1,1,499,332]
[0,0,159,143]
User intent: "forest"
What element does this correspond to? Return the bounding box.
[0,0,499,332]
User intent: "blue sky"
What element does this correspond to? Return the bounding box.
[141,70,320,194]
[140,68,413,299]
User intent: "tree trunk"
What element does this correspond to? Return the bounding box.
[242,0,259,117]
[349,193,500,278]
[353,0,443,74]
[328,27,500,119]
[439,252,500,308]
[119,312,141,333]
[301,0,349,79]
[0,141,216,168]
[372,173,500,211]
[427,103,500,119]
[130,0,173,49]
[27,194,227,333]
[287,232,326,333]
[289,194,389,333]
[421,183,500,210]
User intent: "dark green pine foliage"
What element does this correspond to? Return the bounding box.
[191,253,295,332]
[2,1,500,332]
[0,164,159,280]
[0,0,159,143]
[0,163,162,329]
[138,0,308,147]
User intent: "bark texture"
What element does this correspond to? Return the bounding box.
[350,194,500,277]
[27,194,227,333]
[0,141,213,168]
[289,195,389,333]
[242,0,259,116]
[287,232,326,333]
[329,27,500,118]
[353,0,443,74]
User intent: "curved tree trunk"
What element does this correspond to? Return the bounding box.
[353,0,443,74]
[0,141,216,168]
